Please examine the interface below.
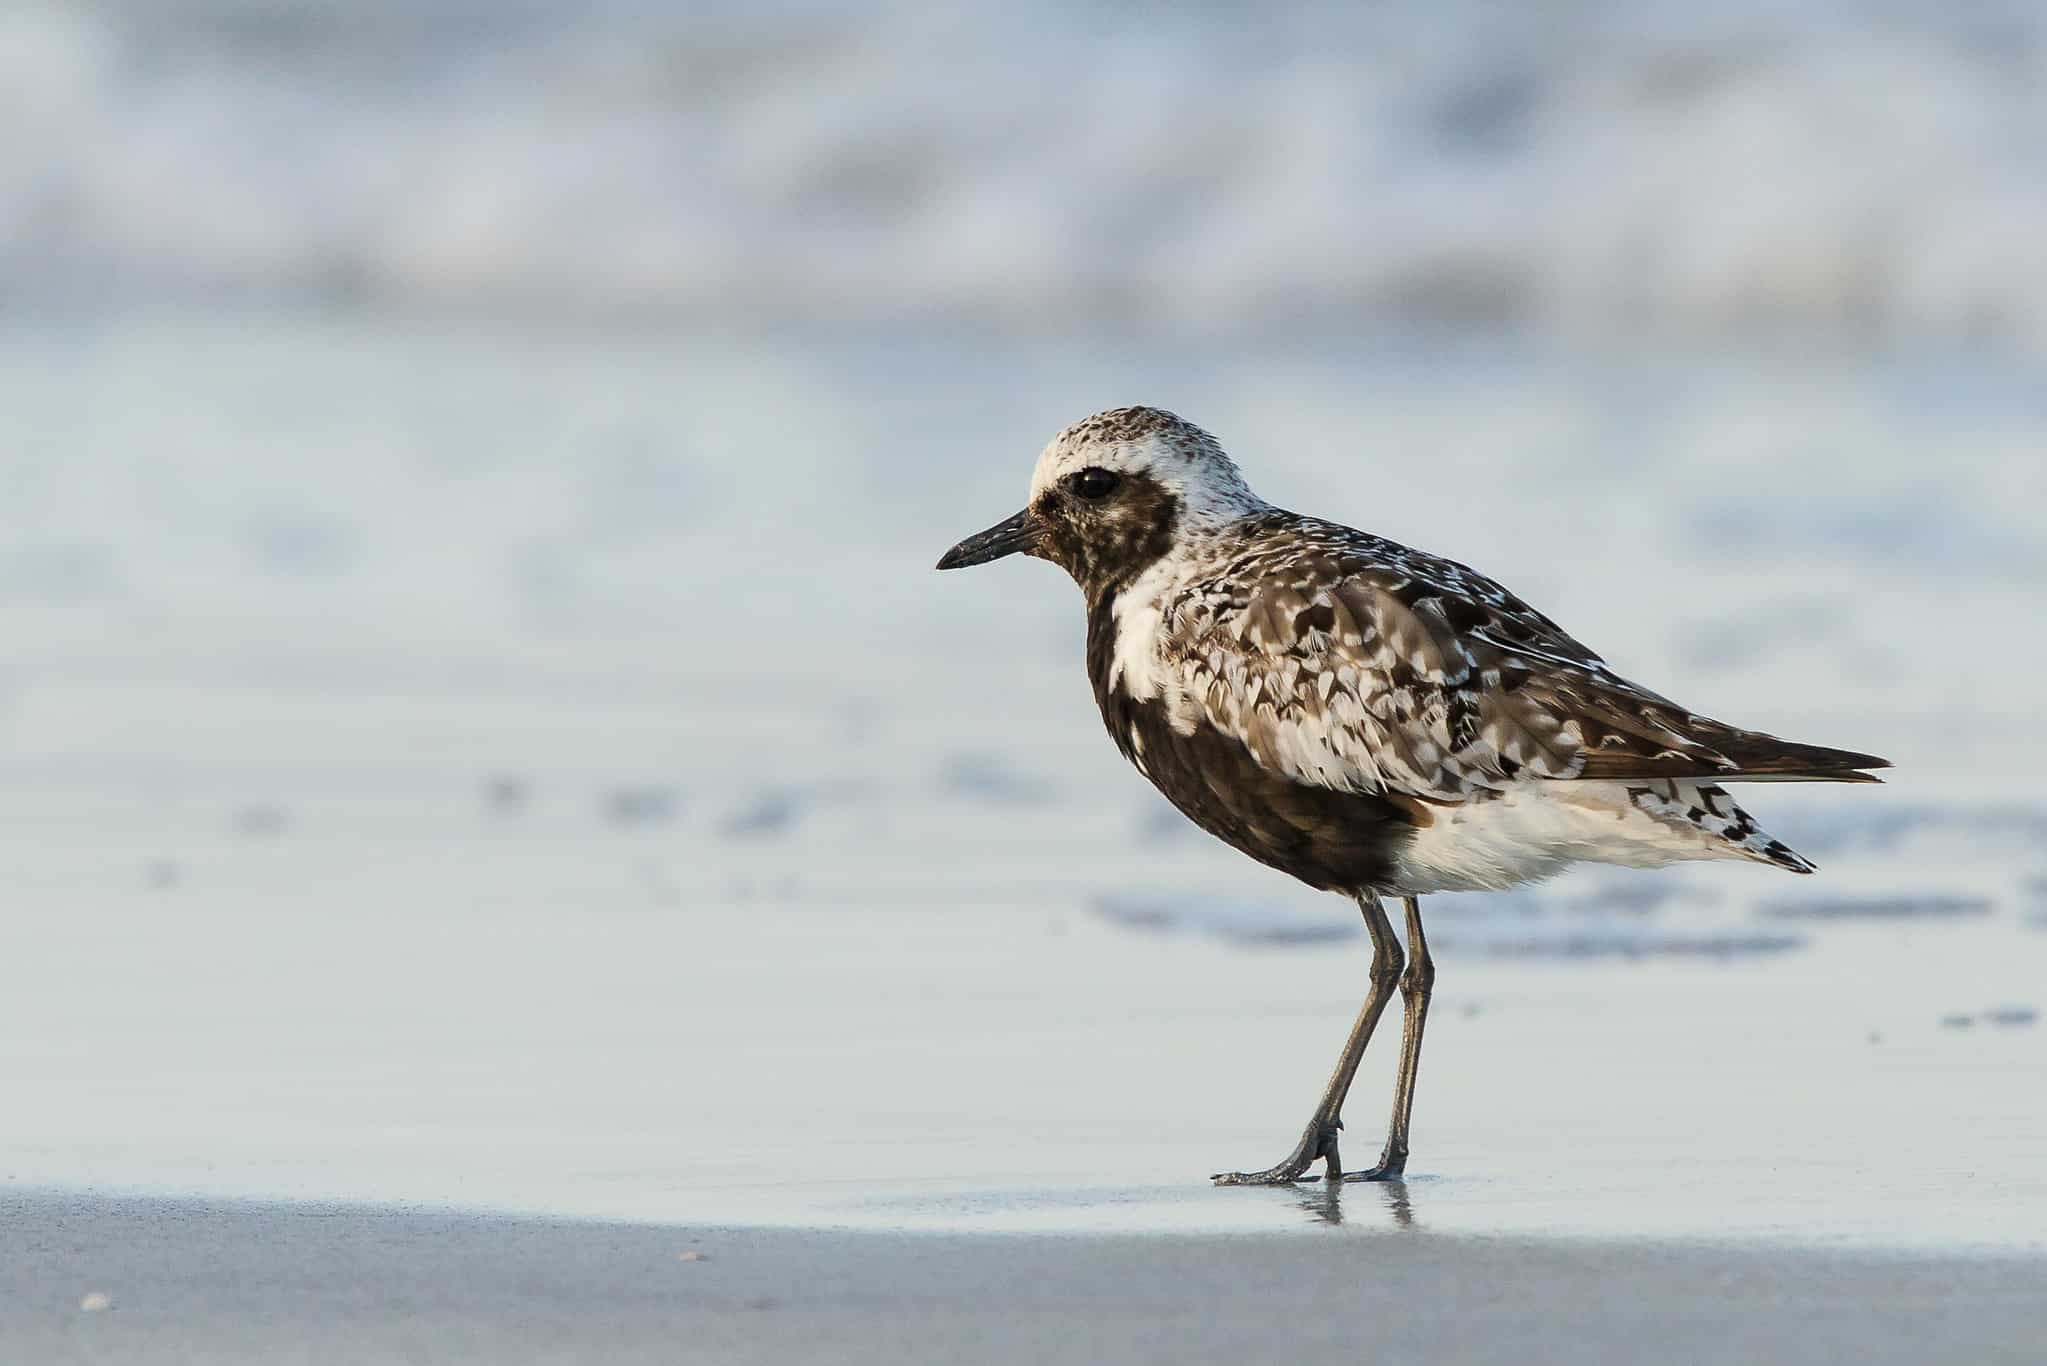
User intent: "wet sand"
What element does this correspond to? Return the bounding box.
[10,1189,2045,1366]
[6,895,2043,1248]
[3,321,2044,1359]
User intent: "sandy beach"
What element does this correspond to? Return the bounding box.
[11,1190,2046,1366]
[6,877,2045,1363]
[3,319,2043,1360]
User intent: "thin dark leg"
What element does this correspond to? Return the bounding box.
[1213,894,1404,1186]
[1342,895,1434,1182]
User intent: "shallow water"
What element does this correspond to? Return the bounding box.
[1,311,2042,1249]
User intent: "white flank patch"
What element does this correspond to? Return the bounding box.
[1388,782,1756,895]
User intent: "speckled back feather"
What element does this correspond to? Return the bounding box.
[1146,512,1886,807]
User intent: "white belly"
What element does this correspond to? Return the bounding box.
[1386,782,1748,895]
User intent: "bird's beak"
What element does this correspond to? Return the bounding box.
[936,508,1040,570]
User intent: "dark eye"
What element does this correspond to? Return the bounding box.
[1065,467,1122,502]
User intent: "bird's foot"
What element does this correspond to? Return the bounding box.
[1337,1146,1407,1183]
[1211,1162,1312,1187]
[1212,1120,1341,1186]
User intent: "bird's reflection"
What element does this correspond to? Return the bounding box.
[1295,1178,1418,1230]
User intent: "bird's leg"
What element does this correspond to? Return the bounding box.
[1342,895,1434,1182]
[1214,894,1403,1186]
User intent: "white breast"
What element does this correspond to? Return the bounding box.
[1107,555,1186,703]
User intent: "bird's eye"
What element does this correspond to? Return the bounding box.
[1066,467,1122,502]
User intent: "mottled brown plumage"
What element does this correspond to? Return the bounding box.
[937,405,1890,1187]
[1152,511,1886,808]
[1086,603,1412,894]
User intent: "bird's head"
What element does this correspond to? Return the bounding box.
[936,406,1263,594]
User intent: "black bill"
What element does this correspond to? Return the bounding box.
[936,508,1039,570]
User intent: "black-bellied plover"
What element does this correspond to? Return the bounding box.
[937,406,1888,1186]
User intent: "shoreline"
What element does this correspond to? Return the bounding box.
[9,1188,2046,1365]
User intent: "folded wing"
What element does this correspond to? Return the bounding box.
[1158,523,1889,803]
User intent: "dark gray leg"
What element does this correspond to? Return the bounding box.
[1341,895,1434,1182]
[1213,894,1404,1186]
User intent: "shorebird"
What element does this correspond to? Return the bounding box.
[936,406,1888,1186]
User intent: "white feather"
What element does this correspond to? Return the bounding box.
[1388,782,1756,894]
[1108,555,1178,701]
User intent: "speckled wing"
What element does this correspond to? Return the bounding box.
[1156,517,1888,803]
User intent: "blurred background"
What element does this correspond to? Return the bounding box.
[2,1,2044,1223]
[13,1,2047,339]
